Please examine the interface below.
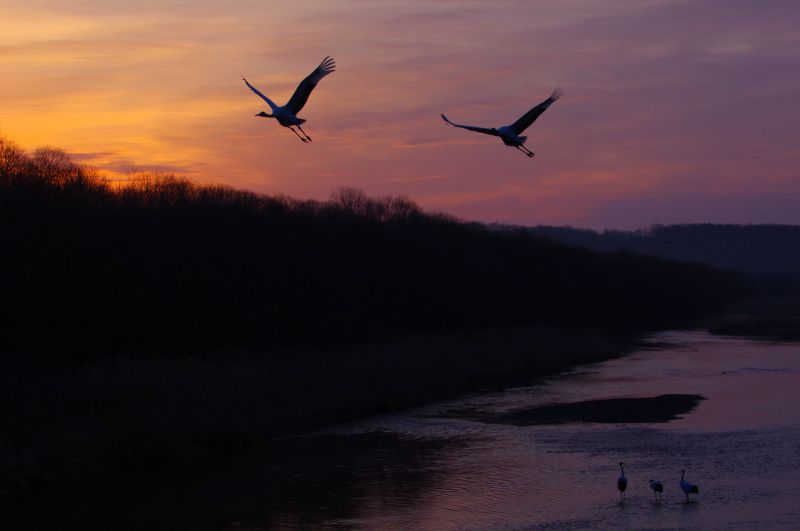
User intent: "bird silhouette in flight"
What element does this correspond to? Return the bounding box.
[441,88,562,158]
[243,56,336,143]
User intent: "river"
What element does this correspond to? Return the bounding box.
[11,330,800,529]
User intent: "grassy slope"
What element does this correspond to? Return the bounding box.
[1,326,622,491]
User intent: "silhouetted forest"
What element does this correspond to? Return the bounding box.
[525,224,800,275]
[0,135,752,492]
[0,137,746,364]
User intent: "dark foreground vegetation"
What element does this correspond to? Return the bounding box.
[0,135,748,492]
[1,326,621,493]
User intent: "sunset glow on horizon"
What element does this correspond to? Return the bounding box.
[2,0,799,229]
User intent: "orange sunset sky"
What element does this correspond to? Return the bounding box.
[2,0,799,228]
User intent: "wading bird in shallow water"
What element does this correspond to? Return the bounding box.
[648,479,664,501]
[440,88,562,158]
[242,56,336,143]
[679,469,699,501]
[617,462,628,500]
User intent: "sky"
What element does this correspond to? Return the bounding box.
[1,0,799,229]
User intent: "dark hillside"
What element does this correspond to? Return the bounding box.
[0,136,751,491]
[0,137,747,364]
[526,224,800,276]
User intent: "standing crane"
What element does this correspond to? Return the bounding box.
[648,479,664,501]
[617,462,628,500]
[679,469,700,501]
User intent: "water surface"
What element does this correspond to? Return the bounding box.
[307,330,800,529]
[9,331,800,530]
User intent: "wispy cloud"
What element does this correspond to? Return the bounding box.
[2,0,800,228]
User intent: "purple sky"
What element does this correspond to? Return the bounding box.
[1,0,799,228]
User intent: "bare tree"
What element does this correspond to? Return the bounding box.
[0,135,29,182]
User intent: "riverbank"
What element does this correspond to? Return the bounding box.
[1,325,626,494]
[11,330,798,530]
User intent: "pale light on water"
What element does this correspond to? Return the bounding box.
[315,330,800,529]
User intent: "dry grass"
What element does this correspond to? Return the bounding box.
[0,326,621,492]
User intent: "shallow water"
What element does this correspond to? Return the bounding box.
[8,331,800,530]
[304,330,800,530]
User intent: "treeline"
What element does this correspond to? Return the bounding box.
[0,136,747,363]
[0,135,753,494]
[524,224,800,275]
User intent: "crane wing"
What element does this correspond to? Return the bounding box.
[286,56,336,114]
[440,114,499,136]
[509,88,563,134]
[242,77,278,111]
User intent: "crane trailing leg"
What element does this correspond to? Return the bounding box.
[296,125,313,142]
[288,127,309,143]
[515,145,535,157]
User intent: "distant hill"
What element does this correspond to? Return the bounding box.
[522,224,800,275]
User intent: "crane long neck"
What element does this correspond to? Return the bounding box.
[620,464,624,474]
[681,470,685,481]
[264,97,279,112]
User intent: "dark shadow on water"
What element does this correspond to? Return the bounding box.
[631,338,688,351]
[487,394,706,425]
